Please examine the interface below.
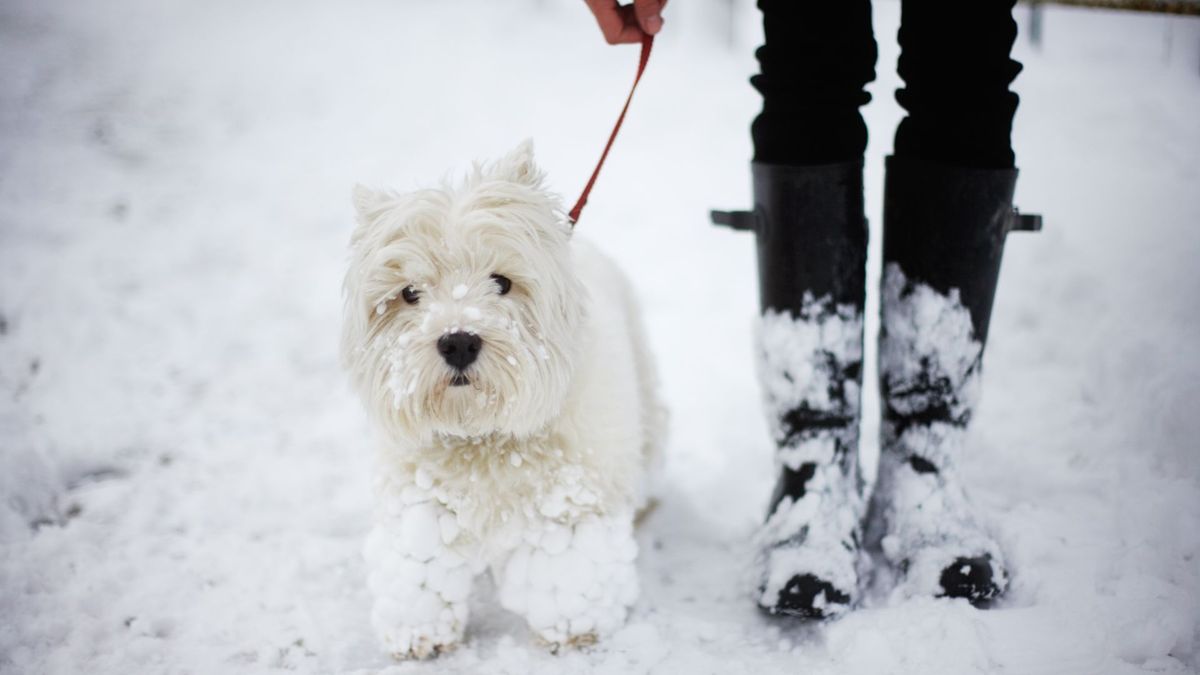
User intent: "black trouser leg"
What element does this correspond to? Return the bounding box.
[894,0,1021,169]
[751,0,877,165]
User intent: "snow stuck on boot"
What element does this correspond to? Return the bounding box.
[757,297,862,449]
[877,263,982,423]
[868,263,1009,602]
[758,461,863,617]
[754,295,865,617]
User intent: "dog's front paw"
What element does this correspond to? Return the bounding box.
[379,624,460,661]
[365,501,473,660]
[497,515,639,650]
[371,581,468,661]
[371,587,468,660]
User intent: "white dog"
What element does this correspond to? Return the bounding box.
[341,141,665,659]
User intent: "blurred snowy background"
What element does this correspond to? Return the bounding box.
[1,0,1199,673]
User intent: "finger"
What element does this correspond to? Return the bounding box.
[632,0,664,35]
[585,0,643,44]
[614,5,648,42]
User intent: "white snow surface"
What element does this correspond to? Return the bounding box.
[2,1,1199,673]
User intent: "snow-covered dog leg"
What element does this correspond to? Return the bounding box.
[364,485,474,660]
[497,514,639,650]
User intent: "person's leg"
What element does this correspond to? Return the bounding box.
[751,0,876,165]
[892,0,1021,170]
[731,0,876,618]
[866,0,1038,603]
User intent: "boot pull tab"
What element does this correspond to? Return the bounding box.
[711,209,756,232]
[1006,207,1043,233]
[715,206,1040,234]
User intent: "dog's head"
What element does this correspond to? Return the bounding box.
[342,141,585,444]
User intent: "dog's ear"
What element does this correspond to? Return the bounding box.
[496,138,542,187]
[352,184,390,226]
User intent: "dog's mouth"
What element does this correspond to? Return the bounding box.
[449,373,471,387]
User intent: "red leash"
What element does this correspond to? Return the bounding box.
[568,34,654,226]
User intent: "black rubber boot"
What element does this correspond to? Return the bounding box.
[713,161,868,619]
[865,154,1040,604]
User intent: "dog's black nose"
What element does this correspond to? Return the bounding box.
[437,332,482,371]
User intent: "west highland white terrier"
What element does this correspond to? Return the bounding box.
[341,140,666,659]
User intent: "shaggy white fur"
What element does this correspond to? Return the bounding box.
[342,141,665,659]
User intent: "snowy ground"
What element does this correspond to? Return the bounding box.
[2,1,1199,673]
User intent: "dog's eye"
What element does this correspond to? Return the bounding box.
[491,274,512,295]
[401,285,420,305]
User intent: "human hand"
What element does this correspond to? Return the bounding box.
[583,0,668,45]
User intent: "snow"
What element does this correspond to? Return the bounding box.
[868,445,1009,601]
[496,514,640,647]
[2,0,1199,673]
[756,295,863,446]
[364,493,475,659]
[878,263,982,423]
[758,472,863,617]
